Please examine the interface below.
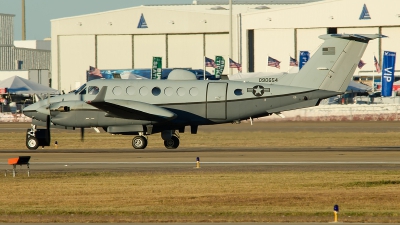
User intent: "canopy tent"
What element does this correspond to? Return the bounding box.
[346,80,372,93]
[0,76,59,94]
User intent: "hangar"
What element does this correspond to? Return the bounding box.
[51,0,400,92]
[51,0,318,92]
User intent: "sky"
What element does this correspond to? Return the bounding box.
[0,0,192,40]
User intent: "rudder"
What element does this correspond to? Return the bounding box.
[290,34,384,92]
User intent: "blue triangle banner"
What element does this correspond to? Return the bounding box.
[359,4,371,20]
[137,13,148,28]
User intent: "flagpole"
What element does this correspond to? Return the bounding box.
[229,0,233,76]
[203,56,206,80]
[372,54,375,93]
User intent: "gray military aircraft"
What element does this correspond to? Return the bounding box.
[23,34,383,150]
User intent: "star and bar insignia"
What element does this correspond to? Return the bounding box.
[247,85,270,97]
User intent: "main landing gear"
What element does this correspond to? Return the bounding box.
[132,135,148,149]
[164,135,180,149]
[131,130,180,150]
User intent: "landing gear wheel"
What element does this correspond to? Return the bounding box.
[132,136,147,149]
[164,135,180,149]
[26,137,39,150]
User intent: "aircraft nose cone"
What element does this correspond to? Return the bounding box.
[22,104,36,118]
[23,103,49,121]
[36,105,50,115]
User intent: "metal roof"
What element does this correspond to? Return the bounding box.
[192,0,322,4]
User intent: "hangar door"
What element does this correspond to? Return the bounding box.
[382,27,400,73]
[254,29,294,72]
[206,83,227,120]
[134,35,166,68]
[97,35,133,69]
[59,35,95,92]
[205,34,229,75]
[29,69,50,87]
[168,34,203,69]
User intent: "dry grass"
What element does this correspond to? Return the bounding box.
[0,171,400,223]
[2,130,400,149]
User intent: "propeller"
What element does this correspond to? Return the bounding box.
[80,127,84,142]
[46,115,51,144]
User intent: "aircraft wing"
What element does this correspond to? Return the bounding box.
[86,87,176,121]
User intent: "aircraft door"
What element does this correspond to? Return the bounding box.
[206,82,227,119]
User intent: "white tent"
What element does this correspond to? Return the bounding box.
[0,76,59,94]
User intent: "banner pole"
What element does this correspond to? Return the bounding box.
[203,56,206,80]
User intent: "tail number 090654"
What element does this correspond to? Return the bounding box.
[259,78,278,83]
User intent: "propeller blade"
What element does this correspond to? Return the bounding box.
[46,115,50,130]
[46,115,51,144]
[80,127,84,142]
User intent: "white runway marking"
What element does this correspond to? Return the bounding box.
[1,161,399,165]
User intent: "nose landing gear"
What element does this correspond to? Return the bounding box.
[26,125,51,150]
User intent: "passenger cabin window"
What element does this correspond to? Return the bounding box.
[234,89,243,96]
[88,86,100,95]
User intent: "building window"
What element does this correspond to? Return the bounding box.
[327,28,337,34]
[16,60,23,70]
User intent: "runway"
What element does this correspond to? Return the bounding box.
[2,147,400,173]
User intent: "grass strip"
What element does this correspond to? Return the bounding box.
[0,170,399,222]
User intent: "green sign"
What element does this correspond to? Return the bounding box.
[151,57,162,79]
[214,56,225,79]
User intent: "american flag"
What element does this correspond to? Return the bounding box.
[205,57,216,68]
[229,58,242,72]
[358,59,366,69]
[374,56,381,73]
[89,66,102,77]
[289,56,298,67]
[268,56,281,69]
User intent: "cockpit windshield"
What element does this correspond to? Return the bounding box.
[75,84,87,95]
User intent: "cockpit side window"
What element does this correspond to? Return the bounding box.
[79,87,87,95]
[88,86,100,95]
[75,84,87,95]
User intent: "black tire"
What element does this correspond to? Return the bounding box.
[132,136,147,149]
[26,137,39,150]
[164,135,180,149]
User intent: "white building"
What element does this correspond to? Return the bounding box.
[0,13,51,86]
[51,0,400,92]
[14,40,51,51]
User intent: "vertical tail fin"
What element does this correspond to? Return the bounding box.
[291,34,385,92]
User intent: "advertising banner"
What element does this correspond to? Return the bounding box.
[381,51,396,97]
[151,57,162,80]
[214,56,225,79]
[299,51,310,70]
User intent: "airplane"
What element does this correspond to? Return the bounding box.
[23,33,384,150]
